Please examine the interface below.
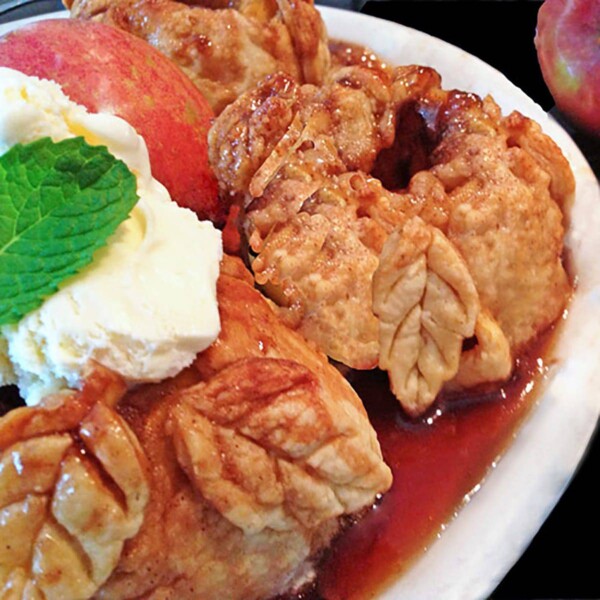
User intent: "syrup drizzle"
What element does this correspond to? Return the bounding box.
[295,329,554,600]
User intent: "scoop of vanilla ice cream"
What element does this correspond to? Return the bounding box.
[0,67,222,404]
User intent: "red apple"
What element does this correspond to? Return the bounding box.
[0,18,225,223]
[535,0,600,137]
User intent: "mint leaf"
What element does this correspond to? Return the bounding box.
[0,137,139,325]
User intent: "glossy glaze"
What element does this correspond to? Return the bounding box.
[309,331,554,600]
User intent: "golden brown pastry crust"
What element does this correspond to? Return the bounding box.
[0,367,150,600]
[98,263,391,599]
[66,0,330,114]
[0,259,391,600]
[208,64,574,415]
[373,217,480,417]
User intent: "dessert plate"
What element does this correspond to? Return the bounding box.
[1,7,599,600]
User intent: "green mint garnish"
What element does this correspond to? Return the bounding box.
[0,136,139,325]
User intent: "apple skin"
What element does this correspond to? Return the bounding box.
[0,18,225,223]
[535,0,600,137]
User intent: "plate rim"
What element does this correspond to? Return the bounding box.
[321,7,600,600]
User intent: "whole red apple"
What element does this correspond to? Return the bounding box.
[535,0,600,137]
[0,18,225,223]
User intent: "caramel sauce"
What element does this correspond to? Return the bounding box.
[301,327,556,600]
[0,325,561,600]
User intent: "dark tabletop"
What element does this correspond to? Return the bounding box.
[1,1,599,598]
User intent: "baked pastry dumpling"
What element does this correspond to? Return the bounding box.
[66,0,330,114]
[0,366,150,599]
[0,258,392,600]
[208,63,573,416]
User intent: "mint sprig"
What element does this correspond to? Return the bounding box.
[0,137,139,325]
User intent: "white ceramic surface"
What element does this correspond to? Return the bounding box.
[1,8,599,600]
[320,9,600,600]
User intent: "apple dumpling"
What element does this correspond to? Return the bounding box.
[0,258,392,600]
[208,63,574,416]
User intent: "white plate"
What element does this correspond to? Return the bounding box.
[1,8,599,600]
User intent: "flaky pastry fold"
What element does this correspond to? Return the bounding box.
[0,366,149,600]
[0,258,391,600]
